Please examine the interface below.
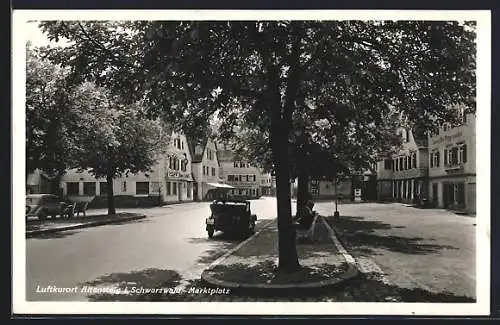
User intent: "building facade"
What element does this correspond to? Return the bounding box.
[376,127,429,203]
[217,145,271,199]
[427,112,476,213]
[56,130,194,206]
[189,137,224,201]
[259,173,275,196]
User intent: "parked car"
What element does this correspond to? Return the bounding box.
[205,199,257,238]
[26,194,64,220]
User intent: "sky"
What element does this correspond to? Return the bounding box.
[25,21,70,47]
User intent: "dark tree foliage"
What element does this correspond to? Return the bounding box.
[39,20,475,272]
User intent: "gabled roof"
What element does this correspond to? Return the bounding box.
[186,137,209,163]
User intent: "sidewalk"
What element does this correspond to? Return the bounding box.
[321,202,476,301]
[201,216,358,295]
[26,213,146,237]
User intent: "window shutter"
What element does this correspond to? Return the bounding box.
[436,152,440,167]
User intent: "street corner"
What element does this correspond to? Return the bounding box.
[201,217,359,297]
[26,213,148,238]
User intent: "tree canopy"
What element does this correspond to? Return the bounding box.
[38,20,476,271]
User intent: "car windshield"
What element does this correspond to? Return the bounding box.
[26,196,41,205]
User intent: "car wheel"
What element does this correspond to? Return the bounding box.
[249,220,256,234]
[38,210,47,221]
[207,227,214,238]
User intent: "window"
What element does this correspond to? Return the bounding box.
[239,175,243,182]
[384,159,392,170]
[392,159,396,171]
[234,161,238,168]
[450,147,459,166]
[67,182,79,195]
[431,151,440,168]
[136,182,149,195]
[228,175,234,181]
[99,182,108,196]
[405,129,410,142]
[181,141,184,150]
[166,182,171,195]
[212,167,215,176]
[399,157,404,170]
[83,182,96,196]
[458,107,467,125]
[253,175,256,182]
[172,182,177,195]
[459,144,467,163]
[395,159,399,171]
[444,149,448,166]
[245,175,249,182]
[412,152,417,168]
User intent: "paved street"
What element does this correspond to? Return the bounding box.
[26,199,476,302]
[315,202,476,300]
[26,197,278,301]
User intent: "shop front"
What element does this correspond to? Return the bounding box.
[429,175,475,213]
[166,170,194,202]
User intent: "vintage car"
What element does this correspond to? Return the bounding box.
[26,194,64,220]
[205,199,257,238]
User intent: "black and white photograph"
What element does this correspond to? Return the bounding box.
[12,9,491,316]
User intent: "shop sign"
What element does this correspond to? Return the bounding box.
[167,171,192,180]
[227,181,257,186]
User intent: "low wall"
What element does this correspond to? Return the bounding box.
[87,195,161,208]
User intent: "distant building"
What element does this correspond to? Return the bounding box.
[375,107,476,214]
[307,178,351,200]
[376,127,429,203]
[259,172,275,196]
[188,136,224,201]
[26,169,54,195]
[217,144,271,199]
[57,130,194,207]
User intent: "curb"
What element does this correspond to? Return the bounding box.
[320,216,358,266]
[201,216,359,292]
[205,219,276,269]
[26,214,147,237]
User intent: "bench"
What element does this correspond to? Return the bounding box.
[61,201,89,218]
[295,212,319,243]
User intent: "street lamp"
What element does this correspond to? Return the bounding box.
[333,175,342,218]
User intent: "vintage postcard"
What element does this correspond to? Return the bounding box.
[12,9,491,316]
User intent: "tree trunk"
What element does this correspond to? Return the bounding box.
[272,129,300,273]
[296,161,310,219]
[49,172,63,196]
[106,172,116,215]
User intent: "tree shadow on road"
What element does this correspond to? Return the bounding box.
[325,216,457,255]
[187,233,240,265]
[27,230,83,239]
[187,219,273,265]
[83,268,182,301]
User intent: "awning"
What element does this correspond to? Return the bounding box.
[206,182,235,189]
